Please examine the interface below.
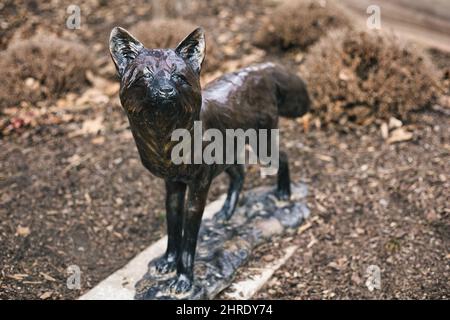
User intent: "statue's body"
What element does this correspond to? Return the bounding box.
[109,27,310,293]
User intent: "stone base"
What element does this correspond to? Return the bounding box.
[134,183,309,300]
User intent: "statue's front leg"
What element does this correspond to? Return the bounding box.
[169,177,211,293]
[151,180,186,274]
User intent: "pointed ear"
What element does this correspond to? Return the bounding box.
[175,27,205,74]
[109,27,144,76]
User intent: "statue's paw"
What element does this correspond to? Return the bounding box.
[276,188,291,201]
[214,209,229,222]
[169,274,193,294]
[214,205,233,222]
[149,256,176,275]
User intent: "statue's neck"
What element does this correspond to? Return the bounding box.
[127,107,198,147]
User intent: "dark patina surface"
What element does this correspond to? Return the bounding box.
[109,26,310,294]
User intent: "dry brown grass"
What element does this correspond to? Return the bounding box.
[254,0,351,52]
[130,19,223,73]
[0,34,93,110]
[303,30,440,123]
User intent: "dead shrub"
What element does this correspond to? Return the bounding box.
[254,0,351,52]
[427,48,450,94]
[0,34,93,109]
[303,30,440,124]
[130,19,223,73]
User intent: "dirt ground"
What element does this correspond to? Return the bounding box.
[255,113,450,299]
[0,0,449,299]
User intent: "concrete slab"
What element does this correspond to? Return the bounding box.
[222,245,298,300]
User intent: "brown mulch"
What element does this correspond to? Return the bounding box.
[253,113,449,299]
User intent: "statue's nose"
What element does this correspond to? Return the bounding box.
[158,85,175,97]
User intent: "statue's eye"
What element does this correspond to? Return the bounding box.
[143,67,154,80]
[173,74,188,84]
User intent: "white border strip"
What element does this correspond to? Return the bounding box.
[223,245,298,300]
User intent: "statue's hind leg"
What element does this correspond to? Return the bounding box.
[259,126,291,201]
[214,164,245,221]
[276,151,291,200]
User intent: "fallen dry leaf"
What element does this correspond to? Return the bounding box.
[263,254,275,262]
[315,153,333,162]
[239,49,266,66]
[223,44,236,56]
[297,221,312,234]
[25,77,39,90]
[294,52,304,63]
[63,153,91,173]
[75,88,109,106]
[351,272,362,285]
[301,113,311,133]
[16,226,30,237]
[338,68,353,81]
[39,291,52,299]
[91,136,105,145]
[438,95,450,108]
[69,116,104,137]
[40,272,57,282]
[387,127,413,144]
[7,274,29,281]
[381,122,389,139]
[388,117,403,129]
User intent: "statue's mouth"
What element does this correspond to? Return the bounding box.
[159,98,176,105]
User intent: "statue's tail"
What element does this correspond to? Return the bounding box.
[272,64,310,118]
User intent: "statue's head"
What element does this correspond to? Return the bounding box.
[109,26,205,116]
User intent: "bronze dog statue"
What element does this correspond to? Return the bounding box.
[109,26,310,293]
